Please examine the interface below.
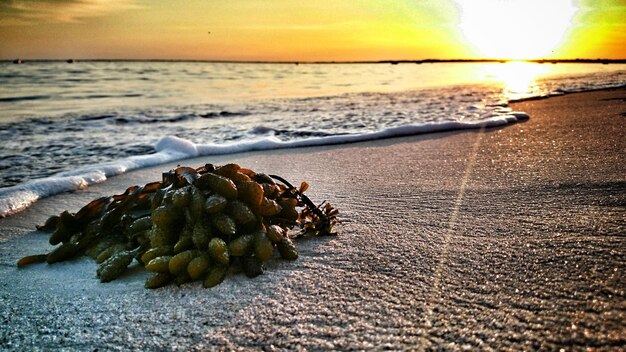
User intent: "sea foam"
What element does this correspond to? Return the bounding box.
[0,136,193,217]
[0,112,527,217]
[2,61,624,217]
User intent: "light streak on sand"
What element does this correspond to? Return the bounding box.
[417,126,485,349]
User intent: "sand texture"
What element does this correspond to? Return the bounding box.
[0,88,625,351]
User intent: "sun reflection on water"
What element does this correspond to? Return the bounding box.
[485,61,549,101]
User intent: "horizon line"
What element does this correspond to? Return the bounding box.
[6,58,626,64]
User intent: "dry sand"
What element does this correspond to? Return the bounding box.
[0,88,624,351]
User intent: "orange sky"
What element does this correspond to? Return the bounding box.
[0,0,624,61]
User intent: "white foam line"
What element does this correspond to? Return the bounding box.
[197,112,528,154]
[0,113,528,218]
[0,149,191,218]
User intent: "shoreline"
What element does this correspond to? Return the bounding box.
[3,82,625,219]
[0,88,624,350]
[508,83,626,103]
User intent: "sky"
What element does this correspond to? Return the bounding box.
[0,0,625,61]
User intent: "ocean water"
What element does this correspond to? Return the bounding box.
[1,61,625,217]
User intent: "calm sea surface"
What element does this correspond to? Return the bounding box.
[1,61,625,216]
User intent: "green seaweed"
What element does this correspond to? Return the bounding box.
[17,163,339,289]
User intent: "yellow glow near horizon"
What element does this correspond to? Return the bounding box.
[0,0,624,61]
[456,0,578,59]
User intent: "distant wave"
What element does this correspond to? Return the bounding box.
[251,126,345,138]
[0,95,51,103]
[200,110,251,118]
[112,114,195,124]
[75,110,249,123]
[0,112,528,217]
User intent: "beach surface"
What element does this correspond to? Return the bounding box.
[1,88,624,351]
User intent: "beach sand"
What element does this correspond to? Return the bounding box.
[0,88,624,350]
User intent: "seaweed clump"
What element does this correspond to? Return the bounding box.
[17,163,338,289]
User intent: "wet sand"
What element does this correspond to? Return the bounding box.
[0,88,624,350]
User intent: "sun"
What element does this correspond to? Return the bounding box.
[455,0,578,60]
